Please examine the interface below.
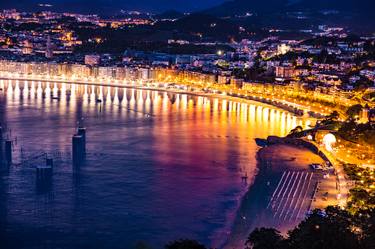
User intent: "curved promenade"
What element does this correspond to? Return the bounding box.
[0,75,324,118]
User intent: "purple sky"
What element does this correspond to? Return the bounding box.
[0,0,229,13]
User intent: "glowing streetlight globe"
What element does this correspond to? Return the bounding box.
[323,133,336,152]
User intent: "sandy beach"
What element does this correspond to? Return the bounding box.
[223,144,328,249]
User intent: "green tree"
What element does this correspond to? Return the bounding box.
[287,126,304,137]
[246,207,375,249]
[358,209,375,249]
[246,228,285,249]
[165,239,206,249]
[287,207,360,249]
[326,111,340,121]
[315,111,342,129]
[135,241,152,249]
[346,104,363,120]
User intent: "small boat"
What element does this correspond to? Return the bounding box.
[96,99,102,103]
[52,96,60,100]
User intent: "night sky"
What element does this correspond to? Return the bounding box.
[0,0,228,13]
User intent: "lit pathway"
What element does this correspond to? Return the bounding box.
[306,139,349,207]
[267,171,317,223]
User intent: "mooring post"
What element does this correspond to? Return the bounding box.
[5,140,12,165]
[77,127,86,154]
[72,134,84,166]
[0,126,3,165]
[46,158,54,168]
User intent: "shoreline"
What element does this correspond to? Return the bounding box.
[222,143,330,249]
[0,76,319,118]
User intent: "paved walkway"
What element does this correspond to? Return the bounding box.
[267,171,317,223]
[307,140,349,208]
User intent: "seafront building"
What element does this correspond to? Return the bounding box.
[0,59,373,118]
[0,60,217,85]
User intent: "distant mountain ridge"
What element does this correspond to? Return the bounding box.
[155,10,185,20]
[292,0,375,11]
[204,0,375,16]
[205,0,289,16]
[155,13,240,40]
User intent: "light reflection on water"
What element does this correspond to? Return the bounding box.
[0,79,311,248]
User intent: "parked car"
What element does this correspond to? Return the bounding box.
[310,163,324,170]
[325,161,333,168]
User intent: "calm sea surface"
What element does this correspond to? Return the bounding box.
[0,79,311,248]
